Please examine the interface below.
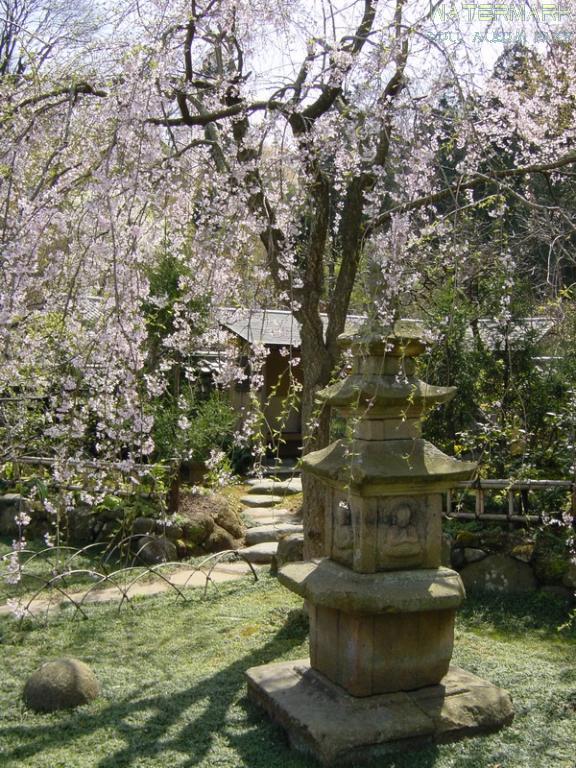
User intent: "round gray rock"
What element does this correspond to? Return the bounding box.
[460,553,537,594]
[23,658,100,712]
[463,547,488,564]
[276,533,304,568]
[132,516,156,535]
[135,535,177,564]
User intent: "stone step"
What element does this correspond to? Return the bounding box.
[242,506,296,522]
[264,467,300,480]
[241,494,283,508]
[245,523,303,546]
[237,542,279,564]
[244,514,301,528]
[246,478,302,496]
[244,516,300,529]
[261,459,300,478]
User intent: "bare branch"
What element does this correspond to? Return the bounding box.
[290,0,377,134]
[148,99,281,127]
[3,82,106,120]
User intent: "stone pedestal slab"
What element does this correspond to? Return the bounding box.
[246,661,514,766]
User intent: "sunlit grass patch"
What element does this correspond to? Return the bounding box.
[0,575,574,768]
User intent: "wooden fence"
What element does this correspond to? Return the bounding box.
[446,479,576,524]
[5,456,576,526]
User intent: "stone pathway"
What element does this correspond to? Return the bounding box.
[0,560,262,618]
[237,542,280,564]
[245,523,303,546]
[240,494,284,507]
[238,475,303,564]
[261,458,300,479]
[246,477,303,495]
[1,474,305,616]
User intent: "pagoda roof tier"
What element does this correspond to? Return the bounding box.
[317,375,456,411]
[302,438,477,495]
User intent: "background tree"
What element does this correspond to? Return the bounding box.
[141,0,576,554]
[2,0,576,556]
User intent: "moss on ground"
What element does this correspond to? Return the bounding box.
[0,575,574,768]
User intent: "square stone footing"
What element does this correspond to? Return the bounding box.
[246,661,514,766]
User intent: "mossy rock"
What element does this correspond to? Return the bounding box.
[455,528,518,553]
[454,531,480,548]
[155,521,184,541]
[179,491,244,544]
[204,524,237,552]
[460,554,537,594]
[134,535,177,564]
[510,543,535,563]
[477,529,509,550]
[23,658,99,713]
[214,506,244,539]
[175,539,191,559]
[180,513,215,545]
[132,516,156,536]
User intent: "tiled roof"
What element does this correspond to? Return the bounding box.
[218,308,365,347]
[465,317,556,350]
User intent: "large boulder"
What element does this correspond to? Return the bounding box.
[181,513,214,545]
[179,492,244,552]
[132,516,156,536]
[460,553,537,594]
[204,524,236,552]
[214,507,244,539]
[134,535,177,564]
[23,658,99,713]
[155,521,184,541]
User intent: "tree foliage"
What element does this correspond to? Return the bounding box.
[1,0,576,554]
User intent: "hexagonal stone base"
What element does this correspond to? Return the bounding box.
[246,661,513,766]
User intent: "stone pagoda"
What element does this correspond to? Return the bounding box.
[246,320,514,765]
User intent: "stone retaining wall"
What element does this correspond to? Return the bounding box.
[443,526,575,600]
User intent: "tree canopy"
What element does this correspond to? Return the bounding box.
[1,0,576,553]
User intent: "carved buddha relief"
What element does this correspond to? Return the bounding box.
[377,499,425,570]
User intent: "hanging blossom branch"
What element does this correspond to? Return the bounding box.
[369,149,576,233]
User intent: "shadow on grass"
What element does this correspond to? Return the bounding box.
[458,590,575,640]
[0,606,442,768]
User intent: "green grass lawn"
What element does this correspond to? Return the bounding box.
[0,574,574,768]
